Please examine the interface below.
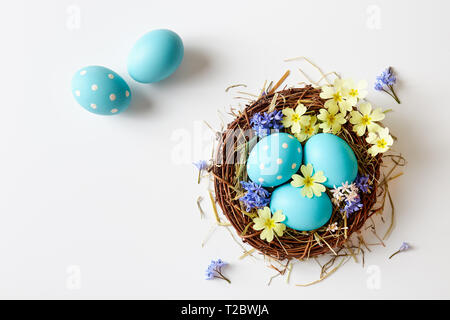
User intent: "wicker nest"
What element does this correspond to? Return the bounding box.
[213,85,383,260]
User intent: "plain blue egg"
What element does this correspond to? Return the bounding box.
[127,29,184,83]
[71,66,131,115]
[304,133,358,188]
[247,133,302,187]
[270,183,332,231]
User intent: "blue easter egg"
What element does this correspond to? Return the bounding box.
[247,133,303,187]
[270,183,332,231]
[304,133,358,188]
[71,66,131,115]
[127,29,184,83]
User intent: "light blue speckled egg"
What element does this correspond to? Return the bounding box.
[247,133,302,187]
[127,29,184,83]
[270,183,332,231]
[71,66,131,115]
[304,133,358,188]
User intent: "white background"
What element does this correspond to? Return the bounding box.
[0,0,449,299]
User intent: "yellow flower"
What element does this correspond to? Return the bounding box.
[291,164,327,198]
[281,103,309,133]
[252,207,286,242]
[342,79,368,106]
[366,127,393,156]
[294,115,319,142]
[349,102,385,136]
[317,103,347,134]
[320,79,352,114]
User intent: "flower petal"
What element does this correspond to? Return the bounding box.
[371,108,385,121]
[313,171,327,183]
[291,174,305,187]
[359,102,372,115]
[273,223,286,237]
[295,103,307,116]
[301,164,313,177]
[312,183,326,197]
[272,210,285,223]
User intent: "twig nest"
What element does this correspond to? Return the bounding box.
[213,86,382,260]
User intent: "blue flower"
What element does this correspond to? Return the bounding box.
[193,160,208,171]
[239,181,271,211]
[205,270,215,280]
[374,80,384,91]
[205,259,231,283]
[376,67,396,86]
[389,242,411,259]
[193,160,209,183]
[399,242,410,251]
[250,110,284,137]
[355,175,371,193]
[342,197,363,218]
[374,67,401,103]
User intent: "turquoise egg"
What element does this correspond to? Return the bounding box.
[71,66,131,115]
[304,133,358,188]
[270,183,332,231]
[246,133,302,187]
[127,29,184,83]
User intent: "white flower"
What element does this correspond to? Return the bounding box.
[331,186,344,203]
[342,79,368,106]
[320,79,352,114]
[294,115,319,142]
[349,102,385,136]
[252,207,286,243]
[346,190,359,203]
[282,103,309,134]
[366,127,394,156]
[317,103,347,134]
[291,164,327,198]
[327,222,339,233]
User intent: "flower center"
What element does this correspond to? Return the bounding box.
[332,92,342,102]
[349,89,358,97]
[304,176,314,187]
[264,218,275,229]
[328,114,335,123]
[304,126,313,135]
[377,139,387,149]
[362,115,372,125]
[291,114,300,122]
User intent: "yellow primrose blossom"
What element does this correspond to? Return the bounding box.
[281,103,309,134]
[291,163,327,198]
[252,207,286,243]
[342,79,368,106]
[294,115,319,142]
[317,103,347,134]
[350,102,385,136]
[366,127,393,156]
[320,79,352,114]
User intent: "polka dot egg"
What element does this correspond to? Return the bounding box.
[71,66,131,115]
[246,133,303,188]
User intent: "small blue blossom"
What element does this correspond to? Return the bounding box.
[376,67,396,86]
[205,259,231,283]
[389,242,411,259]
[239,181,271,212]
[355,175,371,193]
[193,160,209,183]
[341,197,363,218]
[193,160,208,171]
[250,110,284,137]
[205,270,215,280]
[374,80,384,91]
[399,242,410,251]
[374,67,401,104]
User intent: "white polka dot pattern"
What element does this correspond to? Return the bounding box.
[246,132,303,187]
